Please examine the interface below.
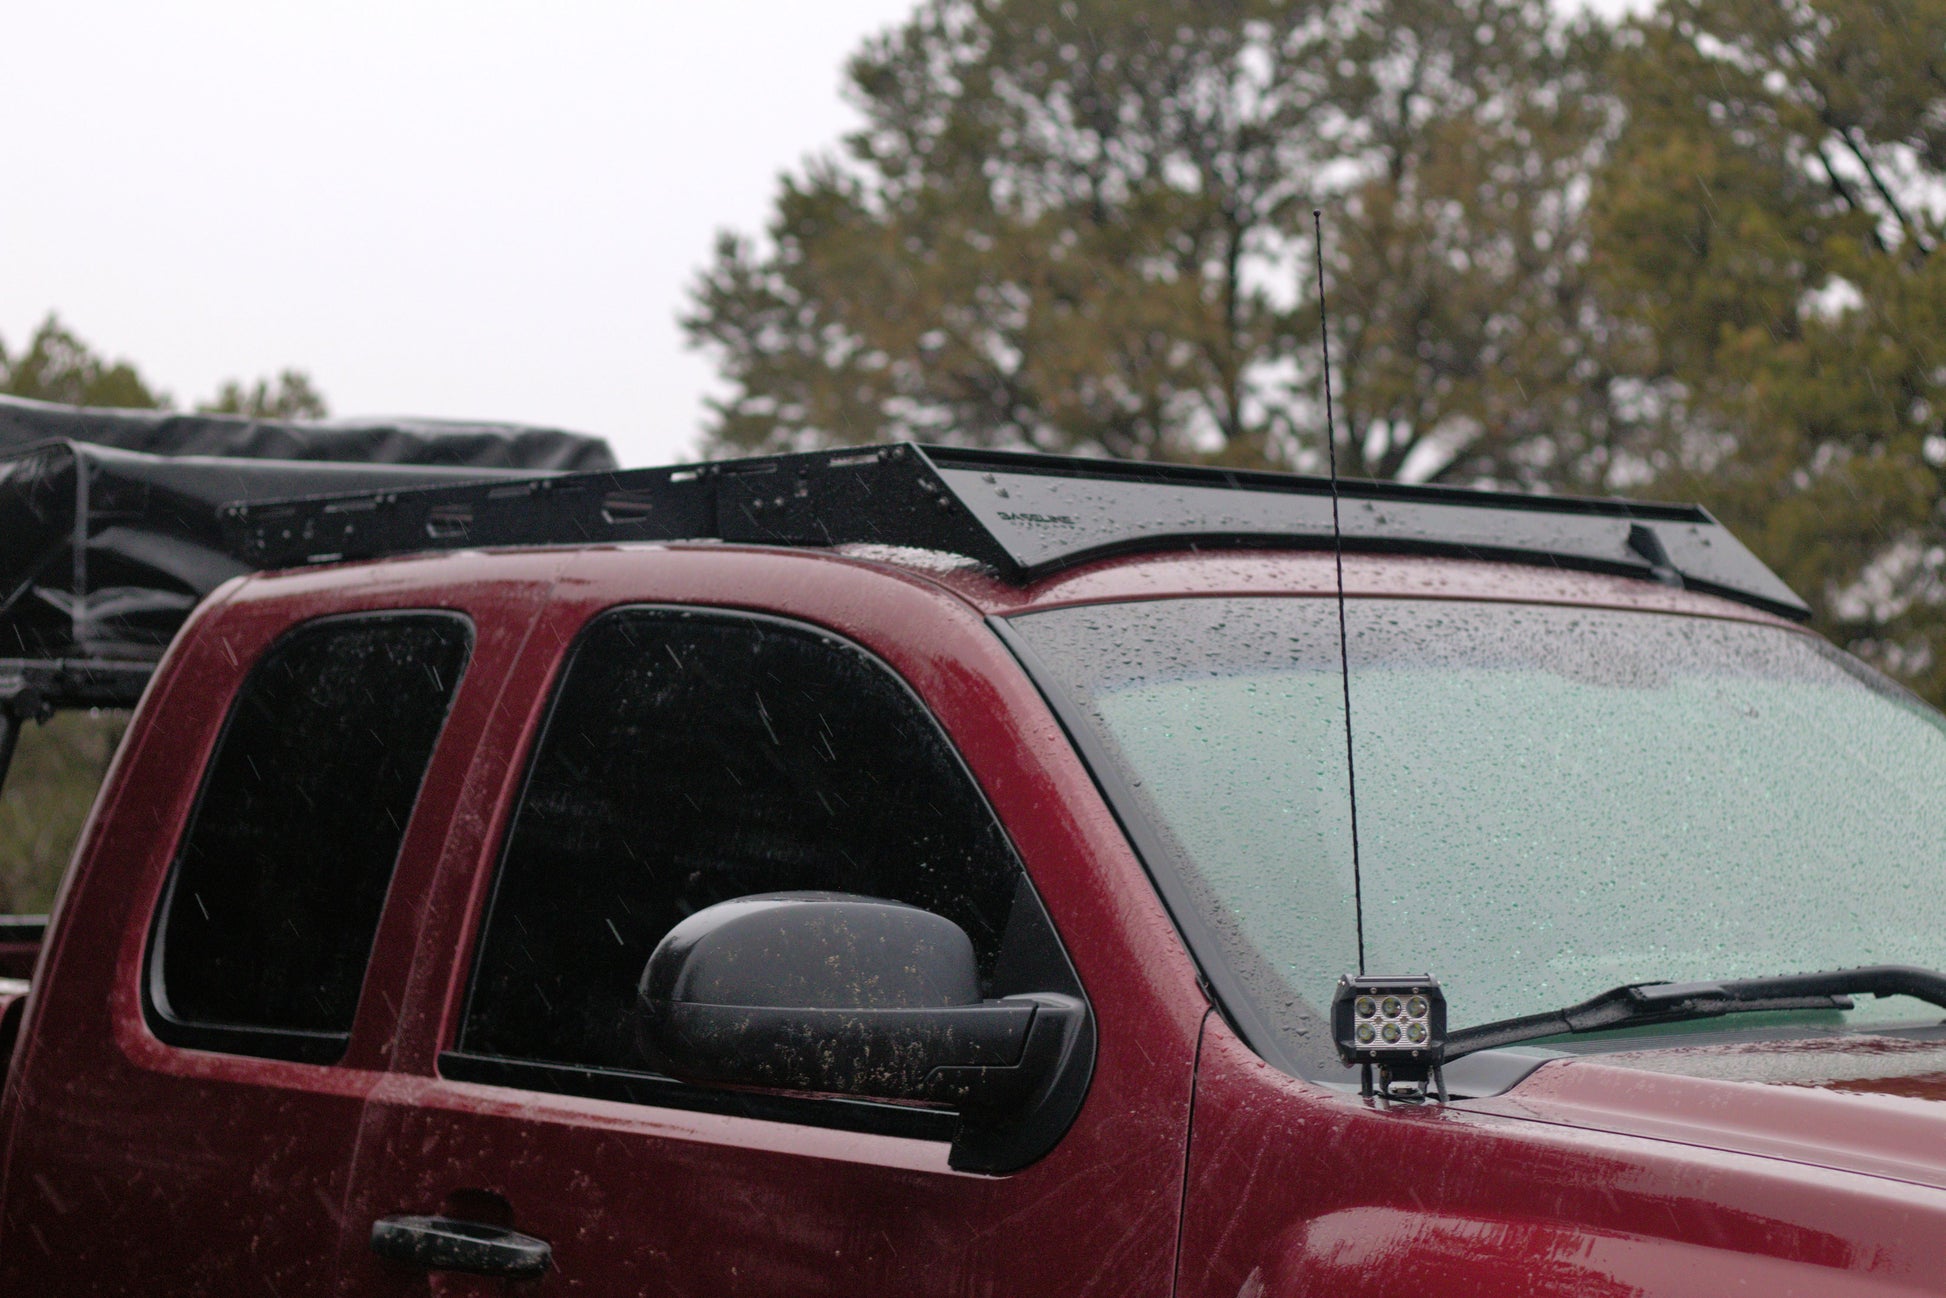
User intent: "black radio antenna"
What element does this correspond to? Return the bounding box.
[1314,209,1366,975]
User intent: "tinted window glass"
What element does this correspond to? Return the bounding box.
[152,613,470,1057]
[460,608,1026,1074]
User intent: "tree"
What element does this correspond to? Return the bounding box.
[198,370,328,419]
[0,313,329,421]
[1591,0,1946,697]
[686,0,1622,481]
[0,315,165,409]
[1315,0,1624,484]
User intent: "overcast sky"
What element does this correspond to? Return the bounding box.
[6,2,1643,469]
[2,1,917,467]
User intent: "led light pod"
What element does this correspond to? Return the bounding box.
[1331,974,1446,1081]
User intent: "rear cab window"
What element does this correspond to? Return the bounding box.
[146,612,472,1064]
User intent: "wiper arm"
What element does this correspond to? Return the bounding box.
[1443,964,1946,1064]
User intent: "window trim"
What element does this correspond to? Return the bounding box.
[447,603,1091,1142]
[437,1052,958,1140]
[143,609,474,1066]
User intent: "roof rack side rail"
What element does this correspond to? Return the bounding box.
[219,443,1811,622]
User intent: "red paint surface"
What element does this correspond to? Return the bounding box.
[1467,1037,1946,1192]
[1177,1017,1946,1297]
[0,555,563,1293]
[0,539,1938,1294]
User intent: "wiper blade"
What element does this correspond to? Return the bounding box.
[1444,964,1946,1063]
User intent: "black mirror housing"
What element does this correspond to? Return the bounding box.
[641,892,981,1012]
[638,892,1092,1173]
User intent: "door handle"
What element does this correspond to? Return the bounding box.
[370,1214,551,1278]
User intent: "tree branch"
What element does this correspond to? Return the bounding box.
[1830,120,1934,258]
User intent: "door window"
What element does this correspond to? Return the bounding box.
[147,612,472,1062]
[453,607,1075,1131]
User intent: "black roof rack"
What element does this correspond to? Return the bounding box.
[222,443,1810,621]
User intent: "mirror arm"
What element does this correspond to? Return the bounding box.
[945,994,1093,1175]
[926,995,1082,1109]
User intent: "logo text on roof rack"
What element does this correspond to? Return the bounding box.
[997,512,1079,527]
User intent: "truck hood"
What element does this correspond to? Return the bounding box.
[1467,1035,1946,1191]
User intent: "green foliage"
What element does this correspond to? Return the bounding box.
[691,0,1946,704]
[0,712,129,913]
[686,0,1622,480]
[0,314,328,421]
[1329,2,1632,485]
[198,370,329,419]
[1590,0,1946,696]
[0,315,165,409]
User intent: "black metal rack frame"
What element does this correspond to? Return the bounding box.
[222,443,1810,622]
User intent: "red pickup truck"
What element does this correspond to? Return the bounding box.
[4,445,1945,1294]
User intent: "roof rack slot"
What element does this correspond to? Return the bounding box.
[601,490,659,525]
[425,506,473,540]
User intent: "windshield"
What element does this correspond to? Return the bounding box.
[1009,597,1946,1076]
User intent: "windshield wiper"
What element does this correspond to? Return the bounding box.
[1443,965,1946,1064]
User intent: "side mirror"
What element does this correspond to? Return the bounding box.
[638,891,1089,1171]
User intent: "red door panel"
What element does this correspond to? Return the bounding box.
[353,1079,1077,1294]
[334,548,1206,1296]
[0,558,559,1295]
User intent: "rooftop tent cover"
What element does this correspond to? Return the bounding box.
[0,396,614,705]
[0,394,619,472]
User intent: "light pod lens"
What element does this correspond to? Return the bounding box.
[1332,974,1446,1068]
